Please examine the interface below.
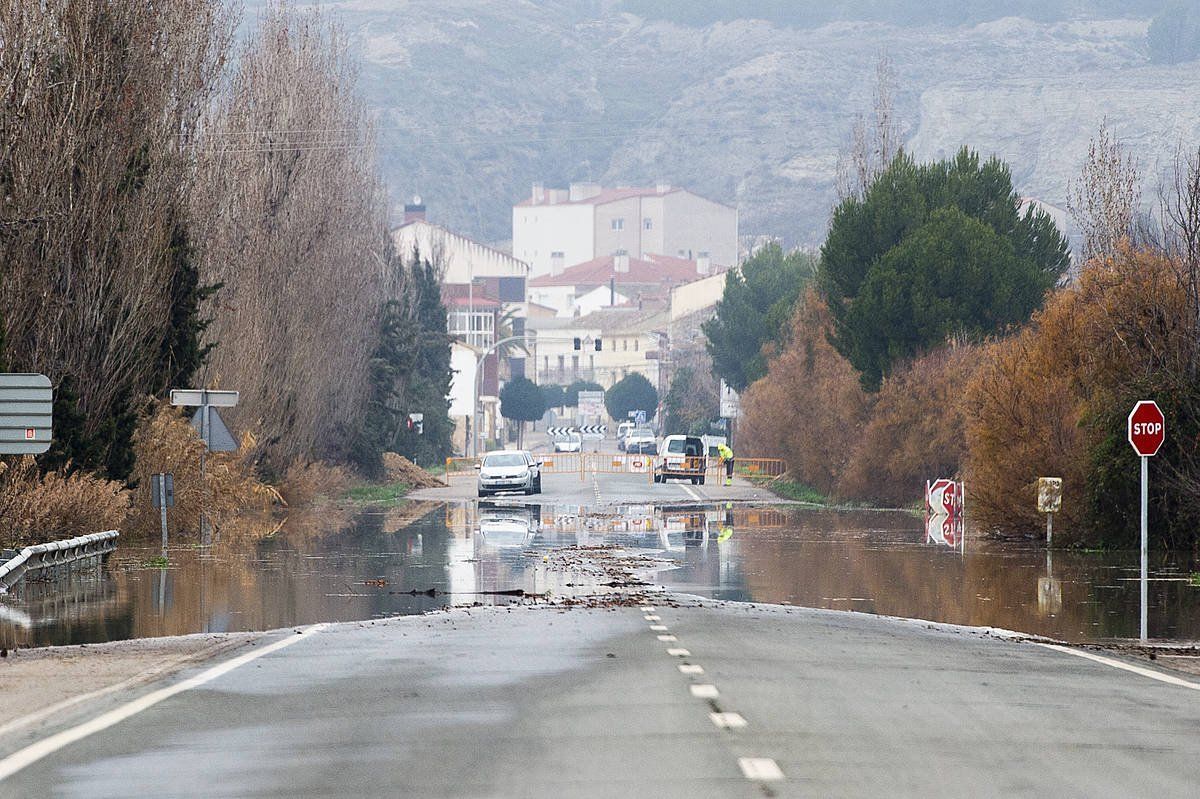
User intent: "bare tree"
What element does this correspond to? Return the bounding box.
[835,54,900,202]
[1066,120,1142,264]
[1160,143,1200,357]
[192,2,391,471]
[0,0,232,461]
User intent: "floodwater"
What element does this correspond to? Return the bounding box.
[3,500,1200,648]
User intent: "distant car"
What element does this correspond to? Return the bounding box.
[476,450,541,497]
[624,428,657,455]
[553,431,582,452]
[654,435,707,485]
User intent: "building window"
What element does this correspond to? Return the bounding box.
[622,339,628,351]
[611,218,624,231]
[448,309,494,349]
[572,355,579,376]
[634,339,639,352]
[644,218,653,230]
[558,355,565,373]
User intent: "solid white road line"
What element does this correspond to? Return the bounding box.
[678,664,704,675]
[738,757,784,781]
[680,483,703,502]
[666,648,691,657]
[1037,643,1200,690]
[690,684,719,699]
[709,712,747,729]
[0,625,326,783]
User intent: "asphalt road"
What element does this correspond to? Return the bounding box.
[5,601,1200,797]
[415,468,771,506]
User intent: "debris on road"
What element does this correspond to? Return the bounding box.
[383,453,446,488]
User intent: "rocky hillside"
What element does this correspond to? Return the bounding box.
[266,1,1200,249]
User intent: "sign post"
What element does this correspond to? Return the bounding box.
[1037,477,1062,547]
[1127,400,1165,643]
[171,389,239,542]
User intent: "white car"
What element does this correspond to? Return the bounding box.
[616,421,635,449]
[553,431,582,452]
[624,428,657,455]
[476,450,541,497]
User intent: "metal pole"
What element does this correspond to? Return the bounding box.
[159,474,169,555]
[200,402,210,543]
[1046,512,1052,548]
[1140,454,1149,643]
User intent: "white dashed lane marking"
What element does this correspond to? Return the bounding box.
[657,635,677,642]
[650,625,668,632]
[690,684,719,699]
[667,648,691,657]
[678,664,704,675]
[709,712,747,729]
[639,606,656,612]
[644,615,661,621]
[738,758,784,781]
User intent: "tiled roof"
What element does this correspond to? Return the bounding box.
[529,254,717,288]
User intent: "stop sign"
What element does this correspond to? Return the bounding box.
[1128,400,1165,457]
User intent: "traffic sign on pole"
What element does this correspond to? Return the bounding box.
[1127,400,1165,456]
[1127,400,1164,643]
[0,373,53,455]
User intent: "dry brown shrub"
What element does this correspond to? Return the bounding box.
[740,289,872,496]
[963,247,1188,540]
[838,342,980,506]
[277,462,353,507]
[127,401,274,539]
[0,458,129,549]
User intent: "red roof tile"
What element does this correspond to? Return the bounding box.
[529,254,722,288]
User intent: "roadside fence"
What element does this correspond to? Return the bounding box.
[0,530,120,593]
[446,454,785,483]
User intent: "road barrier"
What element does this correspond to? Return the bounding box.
[446,454,786,483]
[0,530,119,593]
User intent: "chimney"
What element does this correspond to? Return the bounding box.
[550,251,565,276]
[403,195,426,224]
[614,249,630,273]
[656,180,671,194]
[531,182,544,204]
[569,182,602,202]
[696,252,711,276]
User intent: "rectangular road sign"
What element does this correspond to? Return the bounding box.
[170,389,239,408]
[0,373,53,455]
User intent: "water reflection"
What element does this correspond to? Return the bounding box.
[2,501,1199,648]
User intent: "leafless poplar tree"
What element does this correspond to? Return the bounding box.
[0,0,232,442]
[835,54,900,202]
[1160,143,1200,356]
[1066,120,1142,264]
[192,2,391,471]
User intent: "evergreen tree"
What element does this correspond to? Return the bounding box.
[820,148,1069,390]
[703,243,814,392]
[499,376,545,448]
[604,373,658,423]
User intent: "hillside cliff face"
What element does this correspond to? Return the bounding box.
[292,2,1200,249]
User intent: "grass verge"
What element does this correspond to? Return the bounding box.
[343,482,411,506]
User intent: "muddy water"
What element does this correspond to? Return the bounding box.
[3,501,1199,648]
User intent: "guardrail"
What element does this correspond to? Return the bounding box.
[0,530,120,593]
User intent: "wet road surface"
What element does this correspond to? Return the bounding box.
[4,601,1200,797]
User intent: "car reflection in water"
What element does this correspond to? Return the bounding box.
[476,501,542,548]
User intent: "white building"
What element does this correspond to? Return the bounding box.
[393,201,529,286]
[513,183,738,277]
[527,306,667,392]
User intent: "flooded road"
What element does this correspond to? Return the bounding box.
[4,500,1200,648]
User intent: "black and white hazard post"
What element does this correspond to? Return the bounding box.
[171,389,239,543]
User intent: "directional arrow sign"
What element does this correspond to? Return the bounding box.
[190,407,238,452]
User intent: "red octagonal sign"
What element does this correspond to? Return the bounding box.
[1128,400,1166,457]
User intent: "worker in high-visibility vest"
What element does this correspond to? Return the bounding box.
[717,443,734,486]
